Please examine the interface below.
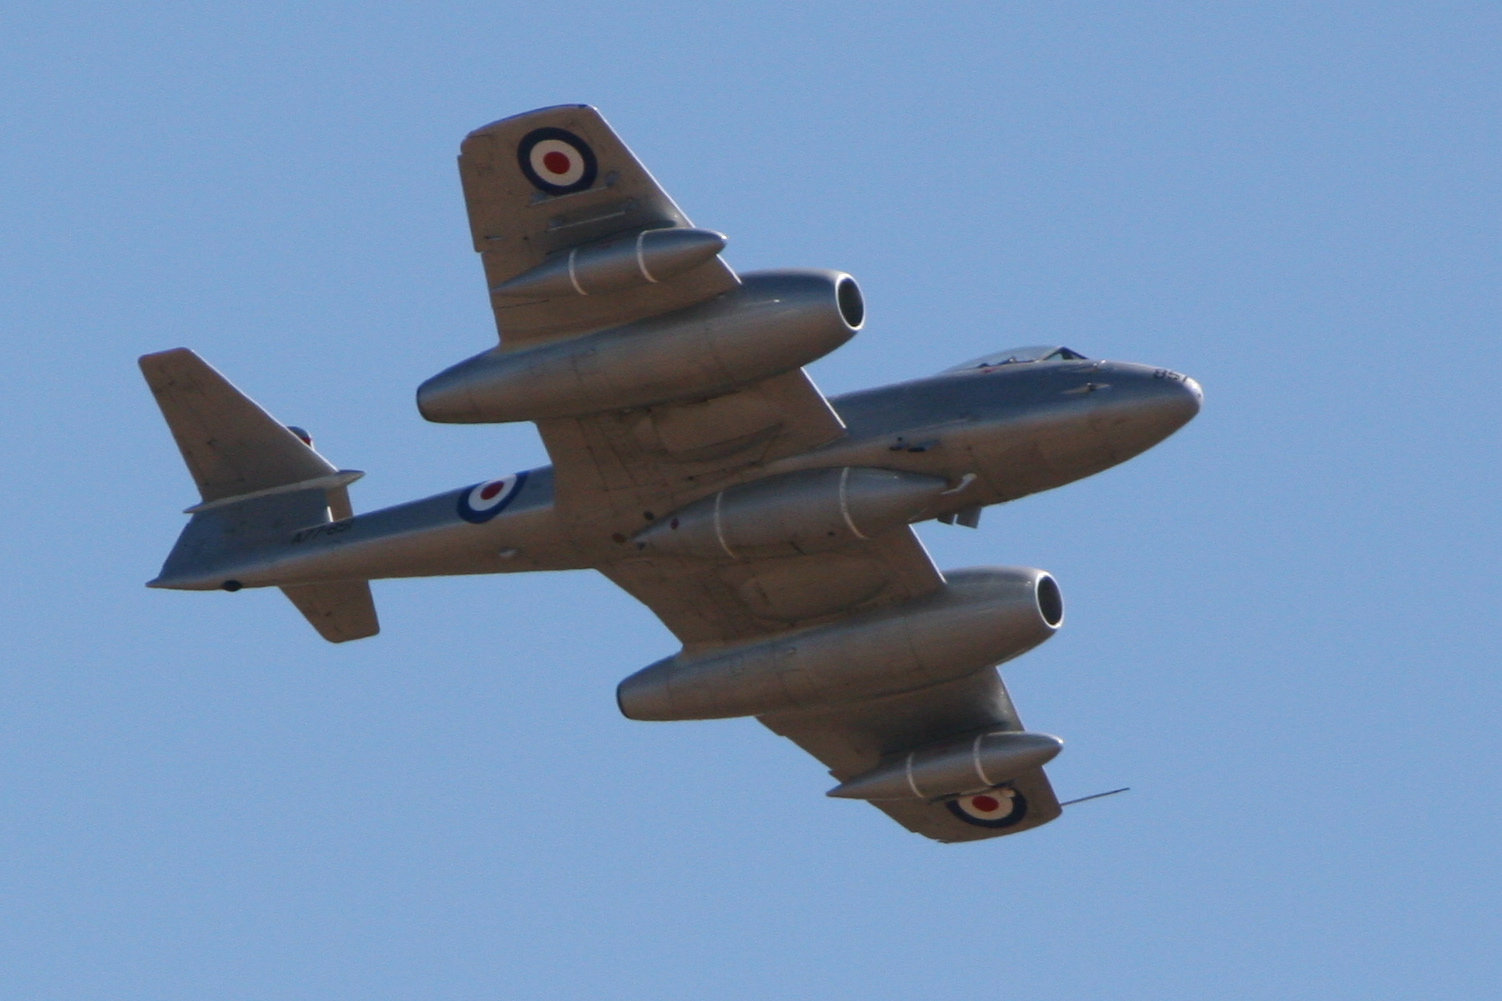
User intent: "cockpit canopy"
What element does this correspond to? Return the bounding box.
[941,345,1089,374]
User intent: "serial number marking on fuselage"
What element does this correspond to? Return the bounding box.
[1154,369,1189,383]
[291,520,354,544]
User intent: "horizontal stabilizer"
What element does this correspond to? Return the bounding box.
[280,581,380,643]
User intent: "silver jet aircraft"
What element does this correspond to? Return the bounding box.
[141,106,1201,843]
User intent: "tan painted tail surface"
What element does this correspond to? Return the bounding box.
[141,348,379,643]
[280,581,380,643]
[140,348,337,504]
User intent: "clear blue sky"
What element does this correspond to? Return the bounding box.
[2,3,1498,999]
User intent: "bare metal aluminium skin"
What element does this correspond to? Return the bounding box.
[141,106,1202,843]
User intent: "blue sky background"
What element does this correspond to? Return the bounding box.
[2,3,1498,998]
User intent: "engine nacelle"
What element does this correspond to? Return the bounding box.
[616,567,1064,721]
[417,270,864,424]
[633,467,949,559]
[825,730,1063,801]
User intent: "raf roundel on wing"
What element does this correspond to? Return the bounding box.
[457,472,527,523]
[946,787,1029,828]
[517,127,598,195]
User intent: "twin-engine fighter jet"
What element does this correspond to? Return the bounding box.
[141,106,1201,842]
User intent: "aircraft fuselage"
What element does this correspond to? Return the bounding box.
[150,356,1201,593]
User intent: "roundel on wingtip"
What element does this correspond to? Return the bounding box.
[517,127,598,195]
[946,787,1029,828]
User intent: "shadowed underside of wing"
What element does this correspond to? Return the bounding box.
[601,525,944,647]
[459,105,739,347]
[536,368,846,535]
[461,105,851,545]
[761,669,1063,842]
[602,520,1065,843]
[595,483,1056,843]
[463,107,1061,843]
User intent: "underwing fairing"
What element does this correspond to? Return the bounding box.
[140,106,1201,843]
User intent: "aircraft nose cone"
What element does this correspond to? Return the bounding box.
[1086,364,1202,460]
[1146,372,1201,436]
[1166,373,1203,423]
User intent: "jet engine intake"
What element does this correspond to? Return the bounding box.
[633,466,948,559]
[616,567,1062,720]
[826,730,1063,801]
[417,270,862,423]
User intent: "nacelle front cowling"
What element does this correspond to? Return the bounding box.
[617,567,1063,721]
[417,270,864,424]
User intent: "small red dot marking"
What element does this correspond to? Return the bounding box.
[971,795,1000,812]
[542,151,571,175]
[480,481,505,500]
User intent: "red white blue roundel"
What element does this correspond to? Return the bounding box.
[517,127,598,195]
[946,787,1028,829]
[457,471,527,523]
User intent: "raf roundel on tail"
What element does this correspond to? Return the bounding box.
[517,127,597,194]
[139,104,1203,844]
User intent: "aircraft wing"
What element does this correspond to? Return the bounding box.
[459,105,739,347]
[459,104,848,530]
[601,525,945,646]
[599,523,1063,843]
[600,513,1061,843]
[760,668,1062,842]
[534,368,847,539]
[459,108,1053,842]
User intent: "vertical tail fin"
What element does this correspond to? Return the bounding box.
[140,349,379,643]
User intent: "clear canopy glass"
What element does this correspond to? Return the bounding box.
[942,346,1089,373]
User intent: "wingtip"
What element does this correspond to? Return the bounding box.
[465,104,599,140]
[138,347,194,369]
